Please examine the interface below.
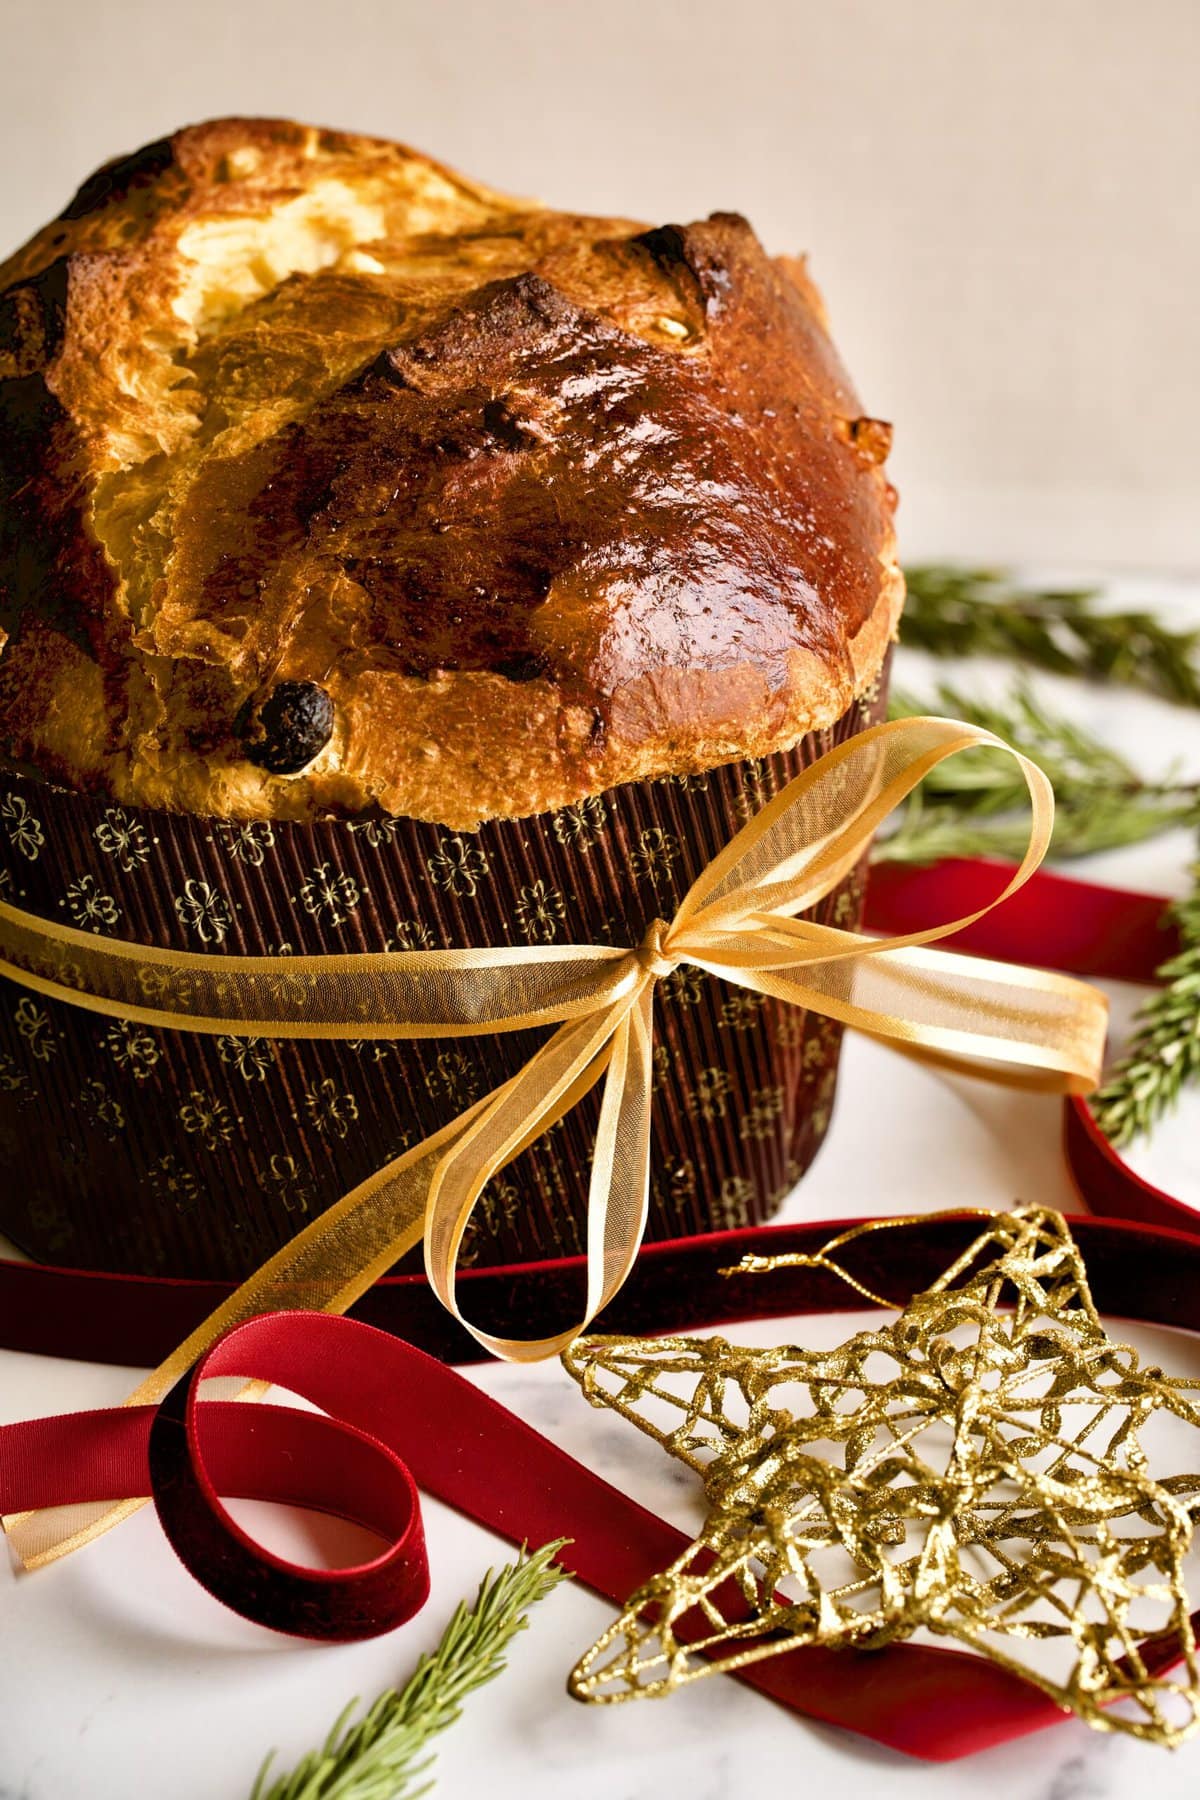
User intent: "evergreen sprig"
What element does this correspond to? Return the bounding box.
[874,684,1198,866]
[903,566,1200,707]
[1091,865,1200,1147]
[249,1541,570,1800]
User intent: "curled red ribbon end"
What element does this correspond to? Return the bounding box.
[7,1315,429,1641]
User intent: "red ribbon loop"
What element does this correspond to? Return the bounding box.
[7,1314,430,1641]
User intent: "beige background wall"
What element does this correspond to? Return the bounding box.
[1,0,1196,567]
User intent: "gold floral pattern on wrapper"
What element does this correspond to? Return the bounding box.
[0,791,45,862]
[94,806,154,873]
[0,672,892,1279]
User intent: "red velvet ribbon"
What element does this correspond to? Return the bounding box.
[1,859,1196,1761]
[6,1212,1200,1760]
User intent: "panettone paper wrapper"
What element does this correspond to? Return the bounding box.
[0,668,887,1284]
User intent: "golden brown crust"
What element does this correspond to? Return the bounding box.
[0,117,900,828]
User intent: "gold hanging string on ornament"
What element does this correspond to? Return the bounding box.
[726,1208,1005,1309]
[0,717,1108,1571]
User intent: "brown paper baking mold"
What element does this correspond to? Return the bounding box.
[0,663,888,1280]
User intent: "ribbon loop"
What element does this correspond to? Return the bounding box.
[675,717,1054,939]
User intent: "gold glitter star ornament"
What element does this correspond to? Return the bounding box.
[562,1209,1200,1745]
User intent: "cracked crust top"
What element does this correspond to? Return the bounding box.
[0,117,901,829]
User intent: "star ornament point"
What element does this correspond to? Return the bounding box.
[561,1209,1200,1745]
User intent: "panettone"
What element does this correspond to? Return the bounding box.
[0,117,899,830]
[0,119,898,1284]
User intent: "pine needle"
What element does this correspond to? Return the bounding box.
[1091,864,1200,1147]
[874,684,1198,866]
[902,566,1200,707]
[248,1541,571,1800]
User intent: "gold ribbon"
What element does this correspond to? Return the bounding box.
[0,717,1108,1567]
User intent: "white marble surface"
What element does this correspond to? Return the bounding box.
[2,572,1199,1799]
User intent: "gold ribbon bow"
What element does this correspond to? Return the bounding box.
[0,717,1107,1567]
